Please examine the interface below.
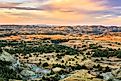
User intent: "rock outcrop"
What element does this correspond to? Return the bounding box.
[99,68,121,81]
[20,69,36,77]
[0,50,16,63]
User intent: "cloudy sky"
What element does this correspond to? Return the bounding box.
[0,0,121,25]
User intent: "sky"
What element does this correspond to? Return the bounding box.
[0,0,121,25]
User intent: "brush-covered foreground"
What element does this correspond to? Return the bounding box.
[0,38,121,81]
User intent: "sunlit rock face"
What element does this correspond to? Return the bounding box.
[0,50,16,63]
[0,50,20,69]
[52,67,63,73]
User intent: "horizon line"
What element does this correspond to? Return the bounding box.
[0,23,120,27]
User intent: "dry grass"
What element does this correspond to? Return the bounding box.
[60,70,103,81]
